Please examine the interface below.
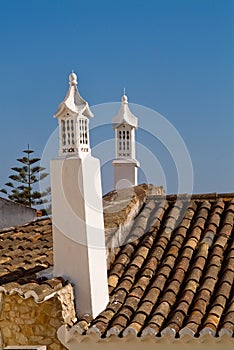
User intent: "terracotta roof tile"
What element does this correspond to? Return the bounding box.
[1,185,234,340]
[0,277,65,302]
[88,192,234,339]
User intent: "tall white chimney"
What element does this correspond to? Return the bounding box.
[112,92,139,189]
[50,72,109,318]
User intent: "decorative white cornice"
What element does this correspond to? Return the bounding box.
[112,158,140,167]
[57,324,234,349]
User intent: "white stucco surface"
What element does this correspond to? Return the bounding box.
[113,161,139,189]
[51,156,109,318]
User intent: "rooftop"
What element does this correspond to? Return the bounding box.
[0,184,234,341]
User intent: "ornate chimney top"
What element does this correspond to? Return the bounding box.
[54,72,94,157]
[112,92,138,129]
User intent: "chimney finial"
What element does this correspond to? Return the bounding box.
[69,71,78,86]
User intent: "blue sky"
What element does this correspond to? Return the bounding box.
[0,0,233,195]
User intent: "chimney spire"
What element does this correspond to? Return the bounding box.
[112,92,140,189]
[51,72,109,318]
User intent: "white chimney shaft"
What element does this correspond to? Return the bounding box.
[51,72,109,318]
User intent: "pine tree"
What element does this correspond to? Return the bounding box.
[0,145,50,208]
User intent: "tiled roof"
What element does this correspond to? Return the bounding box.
[76,189,234,339]
[0,277,65,302]
[1,185,234,339]
[0,218,53,284]
[0,217,65,302]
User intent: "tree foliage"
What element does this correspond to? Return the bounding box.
[0,145,50,209]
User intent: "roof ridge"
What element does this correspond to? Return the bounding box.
[163,193,234,201]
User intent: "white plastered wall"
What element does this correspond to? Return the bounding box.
[50,155,109,318]
[113,162,138,189]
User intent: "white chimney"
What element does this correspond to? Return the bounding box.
[50,72,109,318]
[112,92,140,189]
